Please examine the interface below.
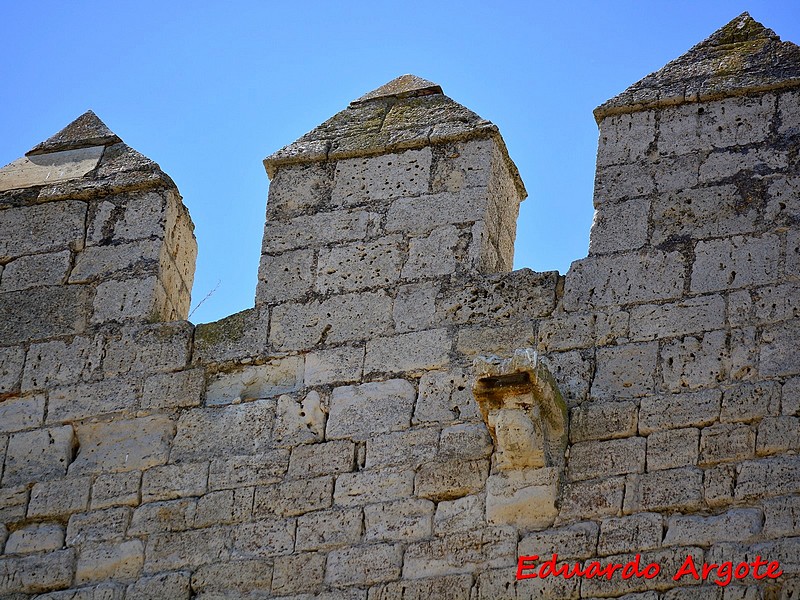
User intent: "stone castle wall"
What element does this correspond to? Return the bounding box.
[0,13,797,600]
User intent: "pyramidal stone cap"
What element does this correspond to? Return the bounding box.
[0,111,172,195]
[264,74,526,199]
[595,12,800,121]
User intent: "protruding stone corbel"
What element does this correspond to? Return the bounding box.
[473,348,568,530]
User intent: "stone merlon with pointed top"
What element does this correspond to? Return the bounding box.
[0,111,197,333]
[256,74,530,319]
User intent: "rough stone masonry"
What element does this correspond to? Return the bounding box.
[0,11,798,600]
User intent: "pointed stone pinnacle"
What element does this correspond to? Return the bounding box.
[595,12,800,121]
[27,110,122,156]
[350,74,443,106]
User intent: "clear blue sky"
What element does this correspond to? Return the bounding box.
[2,1,798,324]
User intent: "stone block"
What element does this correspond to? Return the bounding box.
[537,312,595,353]
[784,378,800,416]
[763,495,800,536]
[519,521,599,560]
[456,322,535,357]
[326,543,402,587]
[145,527,230,571]
[288,440,355,479]
[433,494,484,534]
[3,425,75,486]
[735,456,800,500]
[296,508,363,551]
[393,282,437,333]
[563,251,685,311]
[334,468,414,506]
[0,485,29,522]
[266,160,333,219]
[415,459,488,502]
[257,248,315,303]
[0,250,71,292]
[757,416,800,454]
[47,378,139,424]
[402,226,460,279]
[75,540,144,584]
[569,437,645,481]
[700,147,787,184]
[569,401,637,443]
[704,464,736,508]
[273,391,326,446]
[370,574,474,600]
[69,239,162,283]
[86,192,167,246]
[558,477,625,522]
[639,389,721,434]
[126,571,191,600]
[589,197,650,254]
[486,468,559,529]
[327,379,415,440]
[0,395,44,434]
[208,450,289,491]
[66,507,131,545]
[317,236,404,294]
[272,552,326,595]
[128,499,197,535]
[365,427,439,469]
[592,342,658,398]
[598,512,663,556]
[0,346,24,395]
[170,399,275,460]
[90,276,162,324]
[699,423,755,465]
[540,350,593,407]
[646,428,699,471]
[720,381,780,423]
[270,290,393,350]
[22,335,103,392]
[194,487,254,527]
[0,549,75,595]
[691,235,780,293]
[141,462,208,503]
[403,527,515,579]
[333,147,431,205]
[751,283,800,325]
[0,201,86,260]
[192,306,270,364]
[191,560,272,596]
[70,415,175,475]
[597,111,656,167]
[439,422,493,461]
[651,185,761,246]
[0,285,92,344]
[364,498,433,542]
[91,471,140,509]
[304,345,364,386]
[698,94,774,149]
[624,467,703,513]
[386,188,487,235]
[102,321,192,377]
[414,369,478,424]
[231,519,294,559]
[141,368,204,410]
[262,209,378,253]
[207,357,303,406]
[253,476,333,518]
[5,523,64,554]
[760,321,800,377]
[663,508,762,546]
[364,328,451,375]
[28,477,91,518]
[660,330,727,392]
[629,296,726,342]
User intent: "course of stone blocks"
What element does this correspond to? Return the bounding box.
[0,11,798,599]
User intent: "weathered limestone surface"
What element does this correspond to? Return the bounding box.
[1,14,800,598]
